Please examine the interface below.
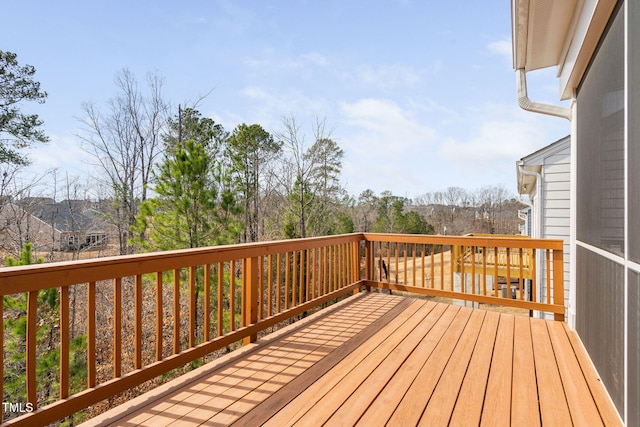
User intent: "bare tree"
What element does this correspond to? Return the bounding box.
[276,116,344,238]
[79,69,169,254]
[276,115,316,238]
[0,165,51,258]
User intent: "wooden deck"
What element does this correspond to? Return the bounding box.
[81,292,621,427]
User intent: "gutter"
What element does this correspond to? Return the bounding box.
[518,162,542,199]
[518,162,542,239]
[517,68,572,121]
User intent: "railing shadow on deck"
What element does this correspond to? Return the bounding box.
[0,233,564,425]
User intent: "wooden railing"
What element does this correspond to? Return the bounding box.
[452,234,534,279]
[0,233,564,425]
[362,233,564,319]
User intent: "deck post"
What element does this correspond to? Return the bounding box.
[243,256,259,344]
[364,239,372,292]
[553,248,565,321]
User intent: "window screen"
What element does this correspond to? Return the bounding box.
[630,0,640,262]
[576,3,625,255]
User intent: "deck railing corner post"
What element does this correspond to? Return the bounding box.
[552,247,565,321]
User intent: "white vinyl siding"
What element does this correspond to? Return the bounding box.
[520,136,571,320]
[542,143,571,314]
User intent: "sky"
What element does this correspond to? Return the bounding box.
[2,0,571,200]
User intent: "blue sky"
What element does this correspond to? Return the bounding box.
[3,0,570,199]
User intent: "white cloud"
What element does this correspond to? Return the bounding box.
[437,104,570,178]
[239,86,333,130]
[339,98,439,195]
[487,39,512,58]
[341,98,436,149]
[26,133,90,173]
[351,64,422,90]
[486,38,513,69]
[243,50,329,74]
[300,51,328,67]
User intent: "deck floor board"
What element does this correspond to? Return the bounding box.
[81,293,621,427]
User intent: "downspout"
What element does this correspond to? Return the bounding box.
[517,162,541,238]
[517,68,572,121]
[518,161,546,315]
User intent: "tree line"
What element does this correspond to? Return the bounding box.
[1,58,523,261]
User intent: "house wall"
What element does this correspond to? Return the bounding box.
[570,1,637,422]
[0,203,59,255]
[521,138,571,320]
[541,147,571,317]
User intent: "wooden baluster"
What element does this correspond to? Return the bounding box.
[292,252,297,307]
[493,247,499,297]
[88,281,97,386]
[546,250,551,305]
[217,262,223,337]
[352,241,357,285]
[471,246,476,296]
[230,260,236,331]
[395,243,399,285]
[173,269,180,354]
[519,248,524,300]
[267,254,273,317]
[316,248,321,297]
[204,264,211,342]
[114,277,122,377]
[323,246,328,295]
[439,247,444,291]
[421,244,425,288]
[387,242,391,285]
[156,272,164,361]
[276,253,282,314]
[26,290,38,409]
[259,255,265,320]
[285,253,290,310]
[449,246,454,293]
[531,249,537,303]
[338,244,343,288]
[307,249,312,300]
[134,275,142,370]
[243,256,259,345]
[338,244,342,289]
[241,261,246,328]
[344,242,348,287]
[60,286,69,398]
[347,243,352,286]
[506,248,511,300]
[189,266,196,347]
[299,250,304,304]
[328,246,333,291]
[482,247,487,295]
[460,246,466,295]
[430,245,435,289]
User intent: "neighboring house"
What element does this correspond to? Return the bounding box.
[512,0,635,423]
[516,135,571,319]
[27,201,109,251]
[0,199,109,254]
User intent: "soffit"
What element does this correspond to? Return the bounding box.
[512,0,579,71]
